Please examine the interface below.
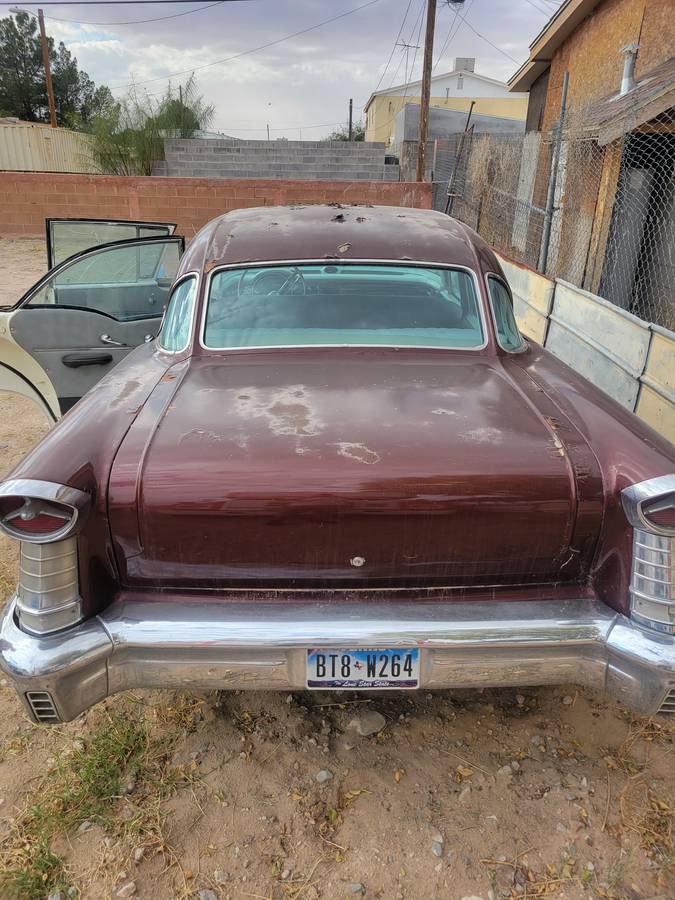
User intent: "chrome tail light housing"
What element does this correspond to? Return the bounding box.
[622,475,675,636]
[0,480,91,635]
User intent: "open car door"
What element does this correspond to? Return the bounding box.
[0,234,184,420]
[46,218,176,268]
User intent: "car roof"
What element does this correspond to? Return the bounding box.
[179,204,500,275]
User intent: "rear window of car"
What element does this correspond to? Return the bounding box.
[203,264,484,350]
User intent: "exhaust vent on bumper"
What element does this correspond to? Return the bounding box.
[25,690,60,723]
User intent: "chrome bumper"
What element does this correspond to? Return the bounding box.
[1,597,674,722]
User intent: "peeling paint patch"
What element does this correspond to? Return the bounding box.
[459,427,503,445]
[234,385,323,437]
[431,408,456,416]
[335,442,381,465]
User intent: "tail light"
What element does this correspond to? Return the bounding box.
[622,476,675,635]
[0,479,90,635]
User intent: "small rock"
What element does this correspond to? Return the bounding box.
[47,892,66,900]
[349,885,365,894]
[510,761,521,772]
[488,892,495,900]
[347,710,386,737]
[459,785,471,801]
[77,820,93,834]
[460,896,484,900]
[431,841,444,857]
[496,765,513,778]
[431,831,444,844]
[434,862,443,872]
[198,891,217,900]
[115,884,136,899]
[280,869,291,880]
[585,862,595,872]
[72,740,85,752]
[342,741,355,751]
[133,847,145,863]
[214,870,229,884]
[516,694,525,706]
[562,695,574,705]
[315,769,333,784]
[556,823,567,834]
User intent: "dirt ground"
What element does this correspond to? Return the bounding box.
[0,237,673,900]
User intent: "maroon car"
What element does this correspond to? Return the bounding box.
[0,205,674,724]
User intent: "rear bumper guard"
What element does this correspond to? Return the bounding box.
[1,597,674,722]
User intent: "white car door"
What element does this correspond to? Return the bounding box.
[0,235,184,420]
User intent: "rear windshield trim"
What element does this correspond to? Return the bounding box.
[199,259,488,352]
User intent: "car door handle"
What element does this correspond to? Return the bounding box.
[62,351,114,368]
[100,333,127,347]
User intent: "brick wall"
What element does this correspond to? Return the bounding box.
[0,172,432,239]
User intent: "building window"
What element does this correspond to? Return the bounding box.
[457,74,463,90]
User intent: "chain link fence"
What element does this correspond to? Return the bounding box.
[432,106,675,330]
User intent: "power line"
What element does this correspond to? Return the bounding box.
[108,0,381,92]
[0,1,252,5]
[369,0,414,97]
[432,0,469,70]
[454,10,521,64]
[40,0,226,26]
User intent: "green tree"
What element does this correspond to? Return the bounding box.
[326,121,366,142]
[0,12,112,126]
[90,75,215,175]
[0,12,44,121]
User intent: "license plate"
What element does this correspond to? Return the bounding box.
[306,648,420,689]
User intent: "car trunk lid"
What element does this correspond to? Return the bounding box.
[109,350,598,589]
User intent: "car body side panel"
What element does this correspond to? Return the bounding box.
[4,343,177,616]
[511,342,675,616]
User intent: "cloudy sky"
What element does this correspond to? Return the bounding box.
[15,0,560,137]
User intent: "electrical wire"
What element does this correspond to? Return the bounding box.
[432,0,471,71]
[41,0,226,27]
[454,10,521,64]
[369,0,414,98]
[108,0,381,92]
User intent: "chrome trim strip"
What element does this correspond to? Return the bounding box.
[622,475,675,537]
[0,479,91,543]
[1,597,674,722]
[197,259,490,354]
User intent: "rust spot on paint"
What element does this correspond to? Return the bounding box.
[335,442,380,465]
[337,242,352,254]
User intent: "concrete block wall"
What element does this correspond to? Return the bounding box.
[0,172,430,239]
[158,139,400,182]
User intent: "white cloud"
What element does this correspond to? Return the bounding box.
[35,0,542,138]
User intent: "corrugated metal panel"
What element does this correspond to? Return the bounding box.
[0,125,95,173]
[636,325,675,444]
[546,280,652,409]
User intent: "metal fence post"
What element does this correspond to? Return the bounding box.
[538,71,569,273]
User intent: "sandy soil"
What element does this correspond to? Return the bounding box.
[0,237,673,900]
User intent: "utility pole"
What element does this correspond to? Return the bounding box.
[416,0,437,182]
[348,98,353,141]
[38,9,57,128]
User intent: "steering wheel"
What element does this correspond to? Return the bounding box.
[238,267,307,297]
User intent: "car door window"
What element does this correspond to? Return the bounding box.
[26,240,182,322]
[159,276,198,352]
[488,276,525,351]
[47,219,175,267]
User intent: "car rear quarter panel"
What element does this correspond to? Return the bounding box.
[4,343,175,615]
[513,343,675,615]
